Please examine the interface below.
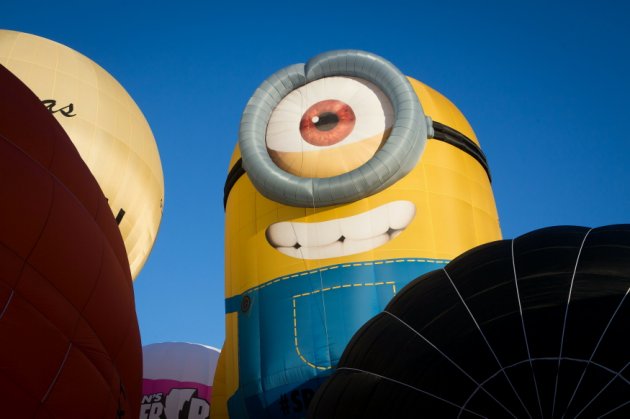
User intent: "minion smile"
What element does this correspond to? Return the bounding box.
[266,201,415,260]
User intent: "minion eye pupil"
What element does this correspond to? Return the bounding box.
[314,112,339,131]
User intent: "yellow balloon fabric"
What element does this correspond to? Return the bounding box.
[0,30,164,279]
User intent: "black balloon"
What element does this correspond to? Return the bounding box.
[308,225,630,418]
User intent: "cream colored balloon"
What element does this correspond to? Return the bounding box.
[0,30,164,280]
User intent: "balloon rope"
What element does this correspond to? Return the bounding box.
[337,367,488,417]
[551,228,593,417]
[443,267,533,419]
[595,397,630,418]
[41,342,72,403]
[562,286,629,417]
[511,238,544,418]
[383,310,517,418]
[308,81,333,371]
[573,362,629,418]
[291,86,333,370]
[458,357,630,415]
[311,185,332,370]
[0,290,14,320]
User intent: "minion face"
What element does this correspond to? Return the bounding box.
[214,50,501,418]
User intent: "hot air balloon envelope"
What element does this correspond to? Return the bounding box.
[0,30,164,280]
[0,63,141,418]
[141,342,221,419]
[309,225,630,418]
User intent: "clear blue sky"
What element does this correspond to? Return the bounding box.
[3,0,629,349]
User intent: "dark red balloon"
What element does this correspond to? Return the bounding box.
[0,64,141,418]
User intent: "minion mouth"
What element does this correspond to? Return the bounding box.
[266,201,415,260]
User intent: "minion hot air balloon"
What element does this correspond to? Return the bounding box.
[213,50,502,418]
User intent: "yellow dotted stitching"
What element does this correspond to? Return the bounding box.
[292,281,395,300]
[292,281,396,370]
[293,299,328,370]
[245,258,448,293]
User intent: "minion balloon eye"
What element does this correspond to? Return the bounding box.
[238,50,431,207]
[266,77,394,178]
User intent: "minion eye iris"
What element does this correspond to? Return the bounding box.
[299,99,356,146]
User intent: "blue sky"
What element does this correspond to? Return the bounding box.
[3,0,629,349]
